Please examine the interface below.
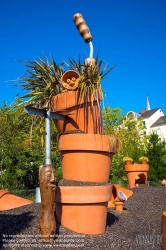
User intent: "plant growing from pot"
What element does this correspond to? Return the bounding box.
[64,55,115,106]
[139,156,149,164]
[16,54,114,134]
[16,54,114,105]
[15,56,65,108]
[122,156,133,165]
[52,55,114,134]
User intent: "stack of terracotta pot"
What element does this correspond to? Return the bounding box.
[52,87,116,234]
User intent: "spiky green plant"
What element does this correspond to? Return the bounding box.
[16,54,114,111]
[16,56,65,108]
[65,55,115,105]
[62,55,114,132]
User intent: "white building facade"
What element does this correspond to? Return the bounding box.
[126,98,166,141]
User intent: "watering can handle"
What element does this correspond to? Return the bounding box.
[73,13,92,43]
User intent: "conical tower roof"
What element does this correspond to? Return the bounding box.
[146,96,151,110]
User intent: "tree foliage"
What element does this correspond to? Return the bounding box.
[146,132,166,182]
[102,107,125,129]
[0,101,61,190]
[120,114,148,162]
[102,107,148,185]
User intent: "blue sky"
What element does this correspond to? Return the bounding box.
[1,0,166,114]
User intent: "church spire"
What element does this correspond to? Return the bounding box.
[146,96,151,110]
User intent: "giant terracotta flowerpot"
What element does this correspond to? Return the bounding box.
[55,184,112,234]
[51,90,103,134]
[58,133,117,182]
[124,163,149,188]
[0,190,33,211]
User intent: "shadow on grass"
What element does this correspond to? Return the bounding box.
[0,212,34,248]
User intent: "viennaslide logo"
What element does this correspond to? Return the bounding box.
[136,229,163,248]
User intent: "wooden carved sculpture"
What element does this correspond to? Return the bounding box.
[39,164,56,241]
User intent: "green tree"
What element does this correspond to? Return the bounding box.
[0,102,30,189]
[102,107,124,133]
[120,114,148,161]
[110,154,127,186]
[102,107,148,184]
[0,101,61,190]
[147,132,166,182]
[102,107,125,183]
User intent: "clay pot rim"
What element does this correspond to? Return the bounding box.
[124,164,149,172]
[55,185,112,204]
[61,70,80,90]
[0,190,12,198]
[114,200,124,205]
[58,133,117,153]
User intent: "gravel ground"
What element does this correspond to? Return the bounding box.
[0,186,165,250]
[57,179,111,186]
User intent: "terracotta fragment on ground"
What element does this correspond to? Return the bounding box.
[0,190,33,211]
[108,184,133,209]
